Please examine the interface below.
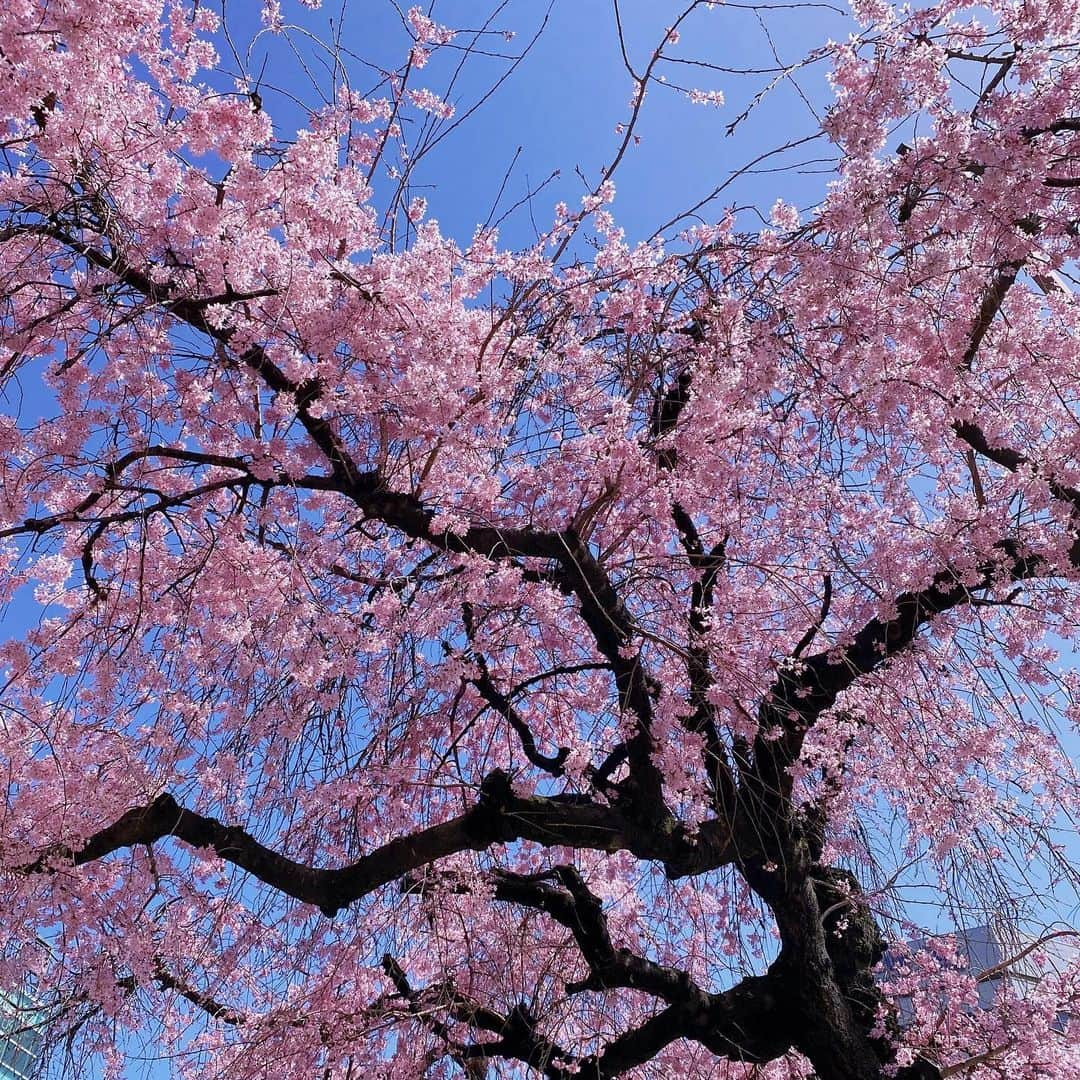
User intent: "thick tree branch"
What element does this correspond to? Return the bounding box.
[749,542,1046,811]
[954,420,1080,512]
[16,773,738,915]
[397,865,794,1076]
[493,866,711,1003]
[959,262,1022,371]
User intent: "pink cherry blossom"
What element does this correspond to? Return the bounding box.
[1,2,1079,1078]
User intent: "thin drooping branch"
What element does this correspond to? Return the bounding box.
[0,476,263,542]
[647,357,739,814]
[673,502,737,814]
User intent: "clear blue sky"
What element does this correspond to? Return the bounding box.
[220,0,850,249]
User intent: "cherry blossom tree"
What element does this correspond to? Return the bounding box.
[2,1,1080,1077]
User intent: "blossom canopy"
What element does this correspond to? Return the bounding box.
[1,1,1080,1078]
